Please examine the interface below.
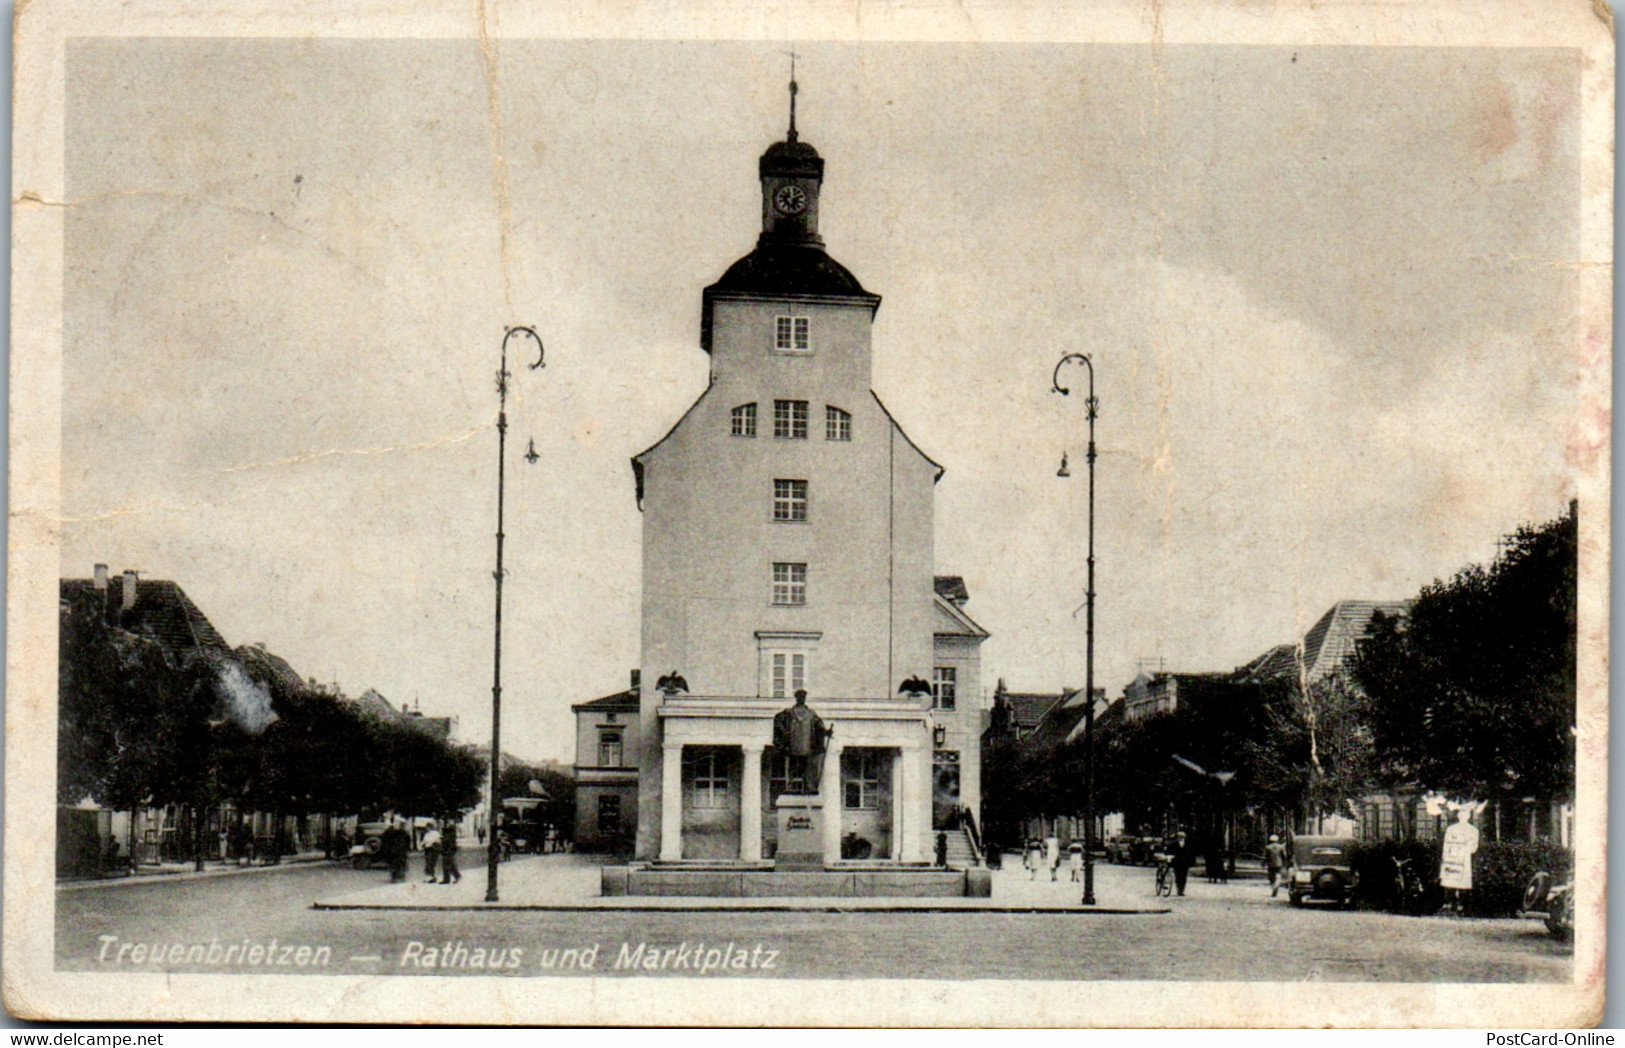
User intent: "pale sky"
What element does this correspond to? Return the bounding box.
[62,40,1583,763]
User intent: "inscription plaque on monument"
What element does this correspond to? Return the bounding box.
[774,794,824,868]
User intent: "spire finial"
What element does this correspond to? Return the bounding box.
[786,48,799,142]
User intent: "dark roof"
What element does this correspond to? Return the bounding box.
[234,644,305,692]
[1004,692,1063,729]
[1236,643,1298,682]
[707,243,876,300]
[933,576,969,605]
[61,576,230,653]
[573,688,638,713]
[759,138,824,179]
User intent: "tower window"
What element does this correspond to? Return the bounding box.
[775,316,811,352]
[731,403,757,437]
[774,400,808,439]
[772,562,807,607]
[770,651,808,697]
[825,406,851,442]
[773,479,808,522]
[598,730,624,767]
[932,667,957,711]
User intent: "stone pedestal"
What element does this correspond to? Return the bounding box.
[773,793,824,868]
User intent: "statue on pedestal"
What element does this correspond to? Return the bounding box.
[772,689,833,790]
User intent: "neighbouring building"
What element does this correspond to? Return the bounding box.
[1121,670,1232,722]
[629,92,987,865]
[986,680,1068,742]
[571,671,642,850]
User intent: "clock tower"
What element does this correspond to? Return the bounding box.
[630,76,986,874]
[758,80,824,245]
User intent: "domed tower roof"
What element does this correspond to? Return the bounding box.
[700,78,879,352]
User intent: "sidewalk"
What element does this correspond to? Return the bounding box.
[58,850,337,891]
[312,853,1173,913]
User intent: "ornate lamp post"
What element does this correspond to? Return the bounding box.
[487,325,544,903]
[1052,352,1098,907]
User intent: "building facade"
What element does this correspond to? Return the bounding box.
[630,101,982,864]
[571,672,641,850]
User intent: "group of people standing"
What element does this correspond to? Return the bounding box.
[418,820,462,885]
[376,818,462,884]
[1022,835,1087,882]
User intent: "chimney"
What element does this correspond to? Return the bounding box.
[93,563,108,589]
[629,668,641,693]
[122,570,138,613]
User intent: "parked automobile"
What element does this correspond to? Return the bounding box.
[1521,871,1573,941]
[1104,835,1139,864]
[348,821,389,869]
[1286,835,1358,908]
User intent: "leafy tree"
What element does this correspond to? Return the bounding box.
[1354,501,1576,808]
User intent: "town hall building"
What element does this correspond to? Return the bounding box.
[626,87,988,868]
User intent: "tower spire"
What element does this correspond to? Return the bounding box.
[787,49,799,142]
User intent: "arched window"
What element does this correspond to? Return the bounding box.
[825,405,851,441]
[730,403,757,437]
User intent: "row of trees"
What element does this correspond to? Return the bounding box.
[989,501,1577,843]
[59,591,486,864]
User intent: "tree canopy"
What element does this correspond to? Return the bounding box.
[59,593,485,821]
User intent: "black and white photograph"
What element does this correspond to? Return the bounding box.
[5,0,1611,1027]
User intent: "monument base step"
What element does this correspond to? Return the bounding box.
[602,863,989,898]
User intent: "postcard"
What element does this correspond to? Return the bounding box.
[5,0,1610,1027]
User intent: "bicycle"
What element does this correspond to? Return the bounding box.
[1154,852,1174,897]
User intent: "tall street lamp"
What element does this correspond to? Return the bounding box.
[488,325,544,903]
[1052,352,1098,907]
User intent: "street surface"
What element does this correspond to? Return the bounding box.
[57,855,1573,981]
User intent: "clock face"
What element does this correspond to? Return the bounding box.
[773,183,809,216]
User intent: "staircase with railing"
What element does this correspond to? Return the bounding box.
[937,806,983,869]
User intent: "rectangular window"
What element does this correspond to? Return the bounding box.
[690,750,728,809]
[773,399,809,439]
[598,731,623,767]
[598,794,621,835]
[770,651,807,698]
[767,751,809,801]
[775,315,810,352]
[771,562,807,607]
[730,403,757,437]
[825,406,851,441]
[932,667,957,710]
[843,750,882,810]
[773,479,808,522]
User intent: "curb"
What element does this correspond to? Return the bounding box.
[58,854,339,891]
[310,900,1172,915]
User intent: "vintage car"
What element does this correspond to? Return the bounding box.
[1103,835,1139,864]
[348,821,390,869]
[1286,835,1359,907]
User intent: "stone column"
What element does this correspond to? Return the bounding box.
[740,745,763,862]
[890,749,905,862]
[821,742,844,864]
[659,743,683,862]
[902,744,931,863]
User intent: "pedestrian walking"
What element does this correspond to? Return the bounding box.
[1044,833,1060,882]
[1068,841,1084,882]
[1170,831,1194,897]
[439,820,462,884]
[1024,838,1044,880]
[420,824,442,883]
[1264,834,1287,897]
[383,820,409,883]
